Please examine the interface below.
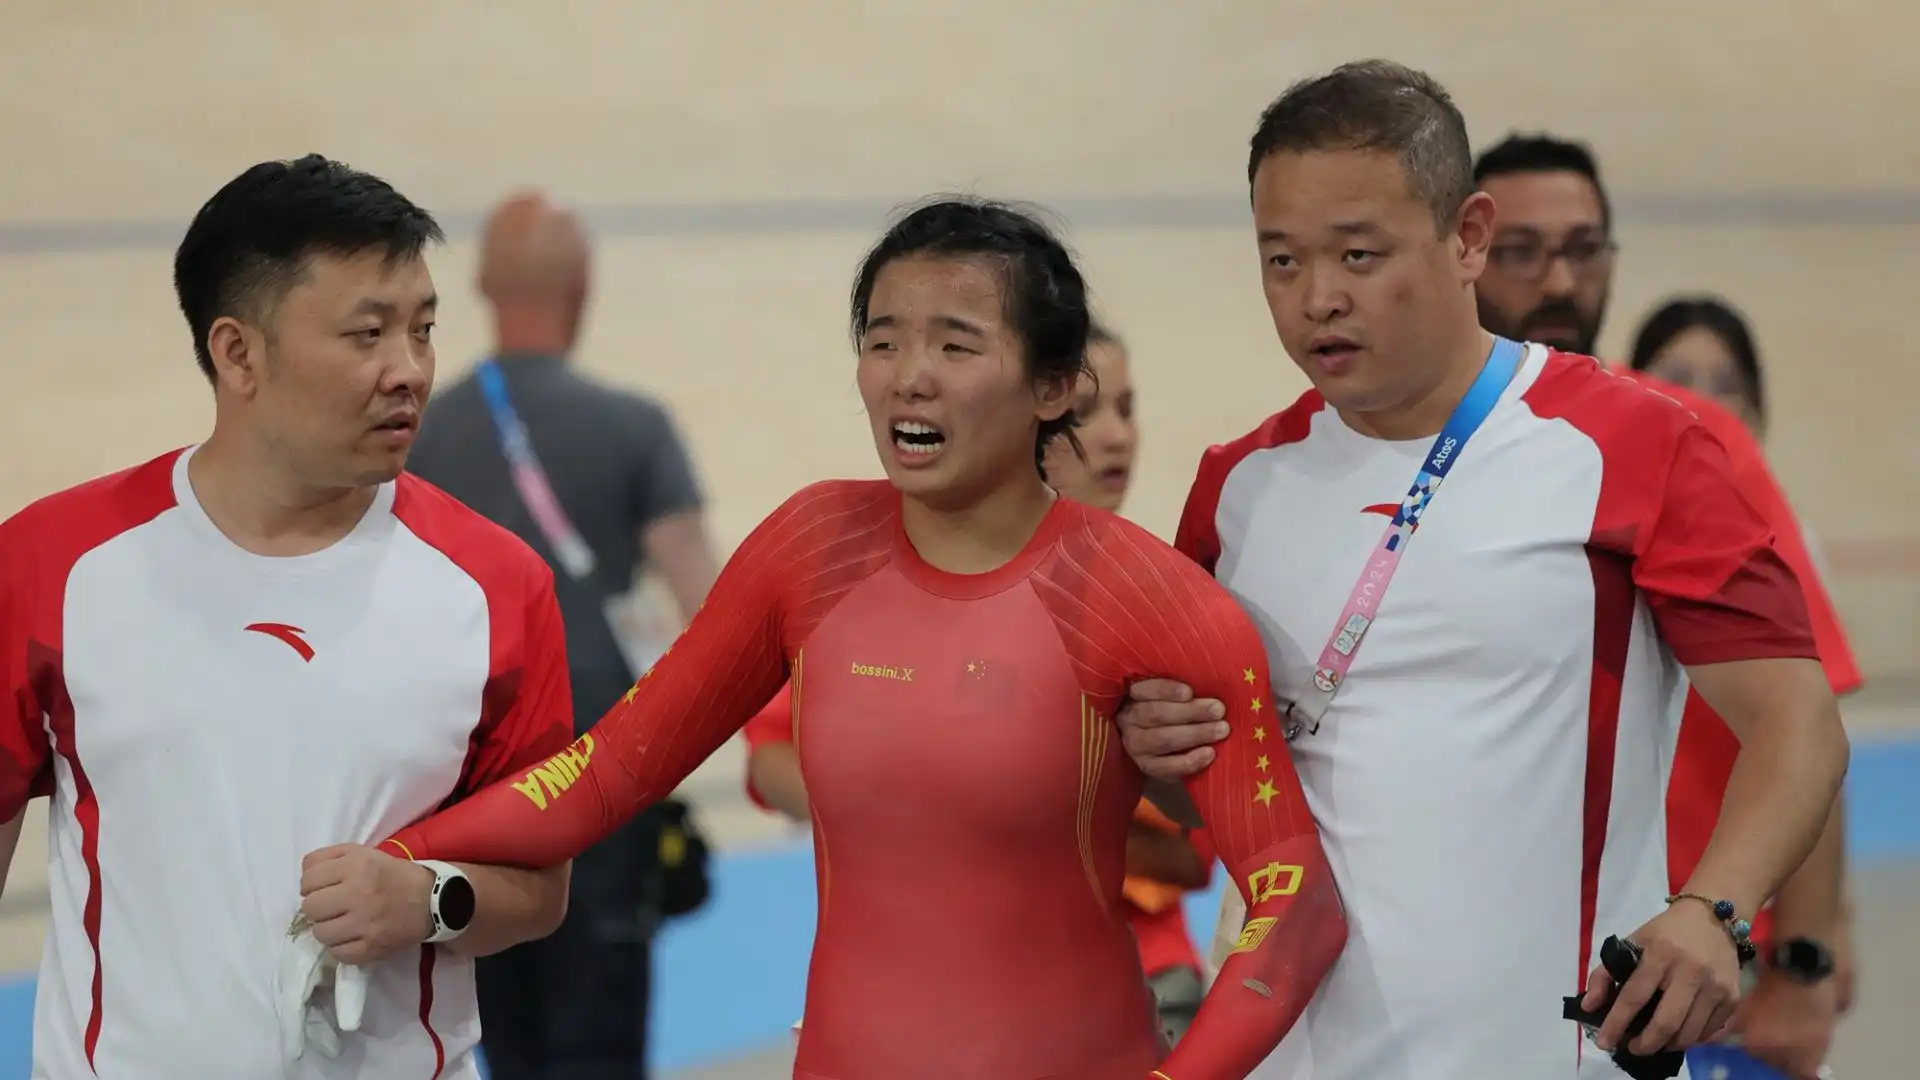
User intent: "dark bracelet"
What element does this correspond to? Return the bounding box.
[1665,893,1758,965]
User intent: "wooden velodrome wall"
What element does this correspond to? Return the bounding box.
[3,1,1915,677]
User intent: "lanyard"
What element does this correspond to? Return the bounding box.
[1284,336,1525,740]
[474,360,599,581]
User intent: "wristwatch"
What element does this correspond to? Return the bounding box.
[418,860,476,944]
[1769,937,1835,984]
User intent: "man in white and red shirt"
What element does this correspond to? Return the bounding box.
[0,155,571,1078]
[1117,62,1849,1080]
[1470,132,1863,1078]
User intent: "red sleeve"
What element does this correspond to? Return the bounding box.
[0,460,179,819]
[0,516,54,819]
[455,566,575,796]
[1692,407,1861,694]
[1173,397,1323,575]
[1625,425,1817,667]
[1764,513,1862,696]
[1143,567,1344,1080]
[382,482,893,868]
[1172,451,1227,574]
[1037,514,1345,1080]
[740,682,796,811]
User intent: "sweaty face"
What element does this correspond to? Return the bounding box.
[856,256,1071,509]
[1643,325,1762,434]
[250,251,437,488]
[1252,149,1486,416]
[1475,171,1613,355]
[1042,341,1137,512]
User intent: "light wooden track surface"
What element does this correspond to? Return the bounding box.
[4,2,1915,675]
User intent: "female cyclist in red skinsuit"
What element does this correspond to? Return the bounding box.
[383,199,1347,1080]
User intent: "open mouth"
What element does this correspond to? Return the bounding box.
[891,420,946,456]
[1311,340,1360,361]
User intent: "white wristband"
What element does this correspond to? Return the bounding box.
[417,860,475,944]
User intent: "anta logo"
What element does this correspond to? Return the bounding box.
[850,661,914,683]
[245,622,314,662]
[1360,503,1399,518]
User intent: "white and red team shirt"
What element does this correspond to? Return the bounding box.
[0,447,573,1080]
[1176,346,1817,1080]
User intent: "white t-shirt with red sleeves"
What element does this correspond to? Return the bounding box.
[0,447,573,1080]
[1175,345,1817,1080]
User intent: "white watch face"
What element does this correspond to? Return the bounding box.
[421,862,475,940]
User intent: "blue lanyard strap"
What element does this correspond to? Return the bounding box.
[472,359,599,580]
[1387,335,1523,539]
[475,360,536,466]
[1288,336,1524,739]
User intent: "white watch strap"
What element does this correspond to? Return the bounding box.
[417,859,469,944]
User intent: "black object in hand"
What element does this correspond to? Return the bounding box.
[1561,935,1686,1080]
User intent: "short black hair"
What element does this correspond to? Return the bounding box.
[173,154,444,382]
[1627,295,1766,426]
[1472,133,1613,232]
[1247,59,1475,230]
[850,197,1094,476]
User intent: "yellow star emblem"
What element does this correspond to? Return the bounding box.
[1250,697,1262,712]
[1253,780,1278,806]
[1255,754,1270,772]
[1242,668,1256,684]
[1251,725,1267,743]
[622,683,640,704]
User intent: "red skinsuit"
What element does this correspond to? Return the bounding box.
[385,481,1345,1080]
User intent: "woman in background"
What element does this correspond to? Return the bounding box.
[1628,295,1844,580]
[742,321,1221,1048]
[1628,294,1863,1024]
[1628,294,1767,437]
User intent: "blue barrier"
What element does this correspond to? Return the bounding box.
[1,737,1915,1076]
[1844,736,1920,863]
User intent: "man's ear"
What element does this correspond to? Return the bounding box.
[1454,190,1498,284]
[206,316,266,398]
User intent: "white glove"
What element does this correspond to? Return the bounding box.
[277,915,370,1063]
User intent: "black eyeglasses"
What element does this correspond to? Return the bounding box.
[1487,234,1617,280]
